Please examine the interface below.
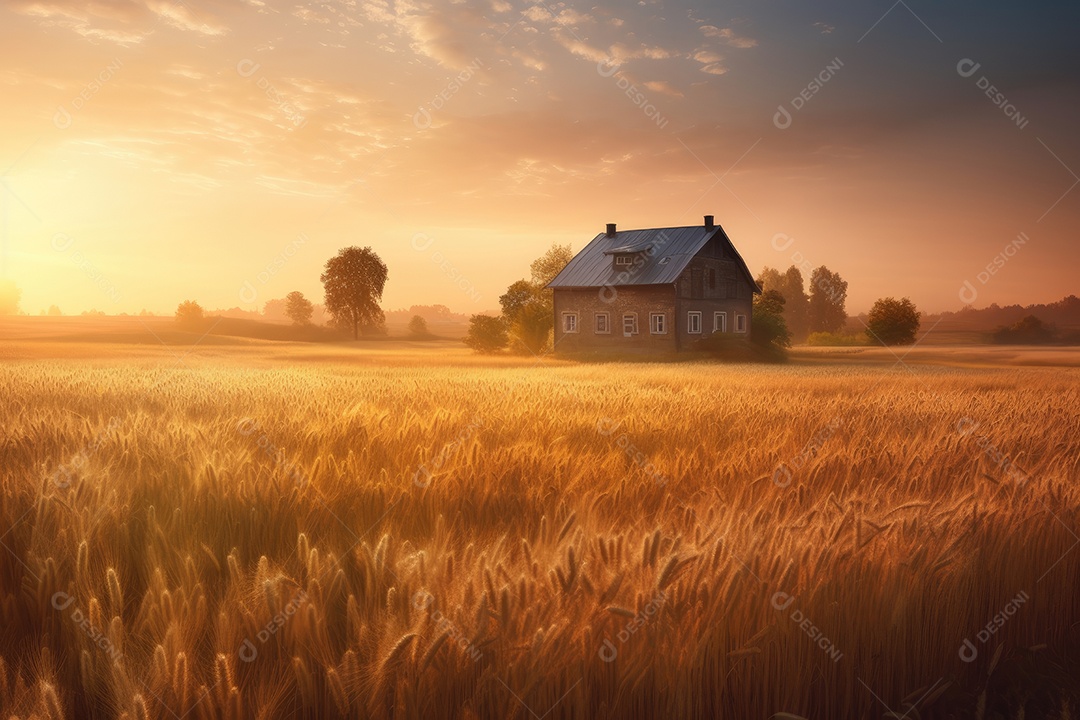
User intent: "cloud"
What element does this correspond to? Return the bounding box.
[700,25,757,48]
[10,0,227,44]
[643,80,683,97]
[692,50,726,75]
[813,22,835,34]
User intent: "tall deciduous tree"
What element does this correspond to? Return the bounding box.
[175,300,204,328]
[321,246,388,340]
[285,291,314,325]
[499,244,572,354]
[783,266,809,341]
[755,266,809,342]
[866,297,920,345]
[463,314,508,354]
[808,266,848,333]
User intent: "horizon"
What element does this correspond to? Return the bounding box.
[2,1,1078,319]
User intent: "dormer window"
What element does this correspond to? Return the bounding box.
[614,254,634,266]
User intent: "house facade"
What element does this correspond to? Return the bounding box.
[546,216,759,354]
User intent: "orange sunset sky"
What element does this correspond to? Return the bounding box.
[1,0,1077,316]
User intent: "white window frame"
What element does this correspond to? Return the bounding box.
[562,312,578,333]
[713,311,726,333]
[687,311,702,334]
[736,314,747,333]
[650,312,666,335]
[622,313,638,337]
[594,312,610,334]
[614,255,633,266]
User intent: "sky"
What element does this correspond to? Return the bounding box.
[1,0,1078,317]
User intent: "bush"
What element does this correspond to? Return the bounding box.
[694,333,786,363]
[806,331,869,347]
[748,289,790,359]
[991,315,1056,345]
[866,297,920,346]
[463,315,509,354]
[175,300,205,329]
[408,315,430,338]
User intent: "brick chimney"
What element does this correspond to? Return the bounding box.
[704,215,715,231]
[606,223,617,237]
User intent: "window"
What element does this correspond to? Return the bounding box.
[594,312,610,334]
[688,311,702,334]
[650,313,666,334]
[713,312,726,333]
[623,313,638,336]
[615,255,633,266]
[707,268,716,291]
[736,314,747,333]
[562,312,578,333]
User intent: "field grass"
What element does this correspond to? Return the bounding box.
[2,336,1079,719]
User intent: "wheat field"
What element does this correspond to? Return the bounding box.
[2,340,1079,719]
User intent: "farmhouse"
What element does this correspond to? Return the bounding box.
[546,216,760,353]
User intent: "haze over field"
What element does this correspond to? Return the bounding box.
[2,1,1079,317]
[3,3,1080,719]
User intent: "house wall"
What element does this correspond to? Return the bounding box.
[552,286,677,354]
[673,256,754,350]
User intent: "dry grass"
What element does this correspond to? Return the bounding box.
[2,340,1079,718]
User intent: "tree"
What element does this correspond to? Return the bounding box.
[408,315,429,337]
[755,266,808,342]
[285,291,314,325]
[992,315,1056,345]
[499,279,536,320]
[47,305,62,317]
[463,315,508,354]
[783,266,809,341]
[0,280,21,315]
[530,243,573,288]
[866,297,920,345]
[751,289,791,352]
[175,300,204,328]
[499,244,572,354]
[321,246,388,340]
[262,298,287,322]
[808,266,848,333]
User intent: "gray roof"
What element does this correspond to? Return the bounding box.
[546,224,759,290]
